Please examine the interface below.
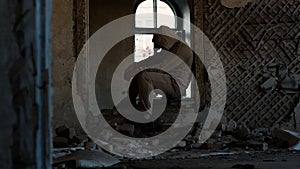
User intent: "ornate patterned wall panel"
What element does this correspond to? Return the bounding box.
[203,0,300,128]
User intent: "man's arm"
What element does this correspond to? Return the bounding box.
[137,43,193,71]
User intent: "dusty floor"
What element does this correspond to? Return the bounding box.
[107,151,300,169]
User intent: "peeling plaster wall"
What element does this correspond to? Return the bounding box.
[52,0,134,132]
[52,0,81,132]
[190,0,207,109]
[90,0,134,110]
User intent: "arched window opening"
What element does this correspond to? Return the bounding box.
[135,0,176,62]
[135,0,175,29]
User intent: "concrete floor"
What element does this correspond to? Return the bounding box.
[107,151,300,169]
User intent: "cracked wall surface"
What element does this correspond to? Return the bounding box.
[0,0,44,168]
[52,0,134,133]
[52,0,81,133]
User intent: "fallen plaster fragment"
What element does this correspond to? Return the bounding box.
[284,130,300,151]
[198,151,238,157]
[280,75,299,93]
[227,119,237,133]
[292,143,300,151]
[260,77,277,93]
[272,129,300,150]
[53,150,120,168]
[261,64,300,93]
[220,0,255,8]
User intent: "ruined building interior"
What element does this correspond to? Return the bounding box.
[1,0,300,168]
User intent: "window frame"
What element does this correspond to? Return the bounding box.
[134,0,179,29]
[134,0,193,98]
[134,0,182,62]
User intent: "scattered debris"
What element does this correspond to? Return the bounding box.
[227,119,237,133]
[252,128,270,137]
[71,135,89,145]
[190,143,202,149]
[56,125,71,138]
[69,128,77,139]
[53,150,120,168]
[261,64,299,94]
[235,124,250,140]
[272,129,300,150]
[53,137,69,148]
[53,147,85,159]
[199,151,238,157]
[117,123,135,136]
[84,140,97,150]
[260,77,277,93]
[177,141,187,148]
[52,108,300,167]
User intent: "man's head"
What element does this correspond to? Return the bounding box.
[152,26,180,50]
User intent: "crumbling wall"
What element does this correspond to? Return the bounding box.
[52,0,134,133]
[0,0,50,168]
[52,0,81,132]
[201,0,300,128]
[192,0,207,110]
[90,0,134,110]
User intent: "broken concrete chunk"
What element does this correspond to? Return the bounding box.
[235,125,250,140]
[293,142,300,151]
[53,137,69,148]
[252,128,270,137]
[220,0,254,8]
[272,129,300,150]
[117,123,135,136]
[277,65,289,80]
[56,125,70,138]
[247,140,268,151]
[199,151,238,157]
[177,141,187,148]
[53,150,120,168]
[280,75,299,94]
[261,63,300,93]
[267,63,279,71]
[190,143,202,149]
[69,128,76,139]
[71,135,89,145]
[227,119,237,133]
[261,77,277,93]
[84,141,97,150]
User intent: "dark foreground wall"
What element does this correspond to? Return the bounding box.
[0,0,52,168]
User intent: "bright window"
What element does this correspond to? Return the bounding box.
[134,0,191,98]
[135,0,176,62]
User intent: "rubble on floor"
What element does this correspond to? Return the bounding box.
[53,125,120,168]
[53,150,120,168]
[272,129,300,151]
[53,115,300,168]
